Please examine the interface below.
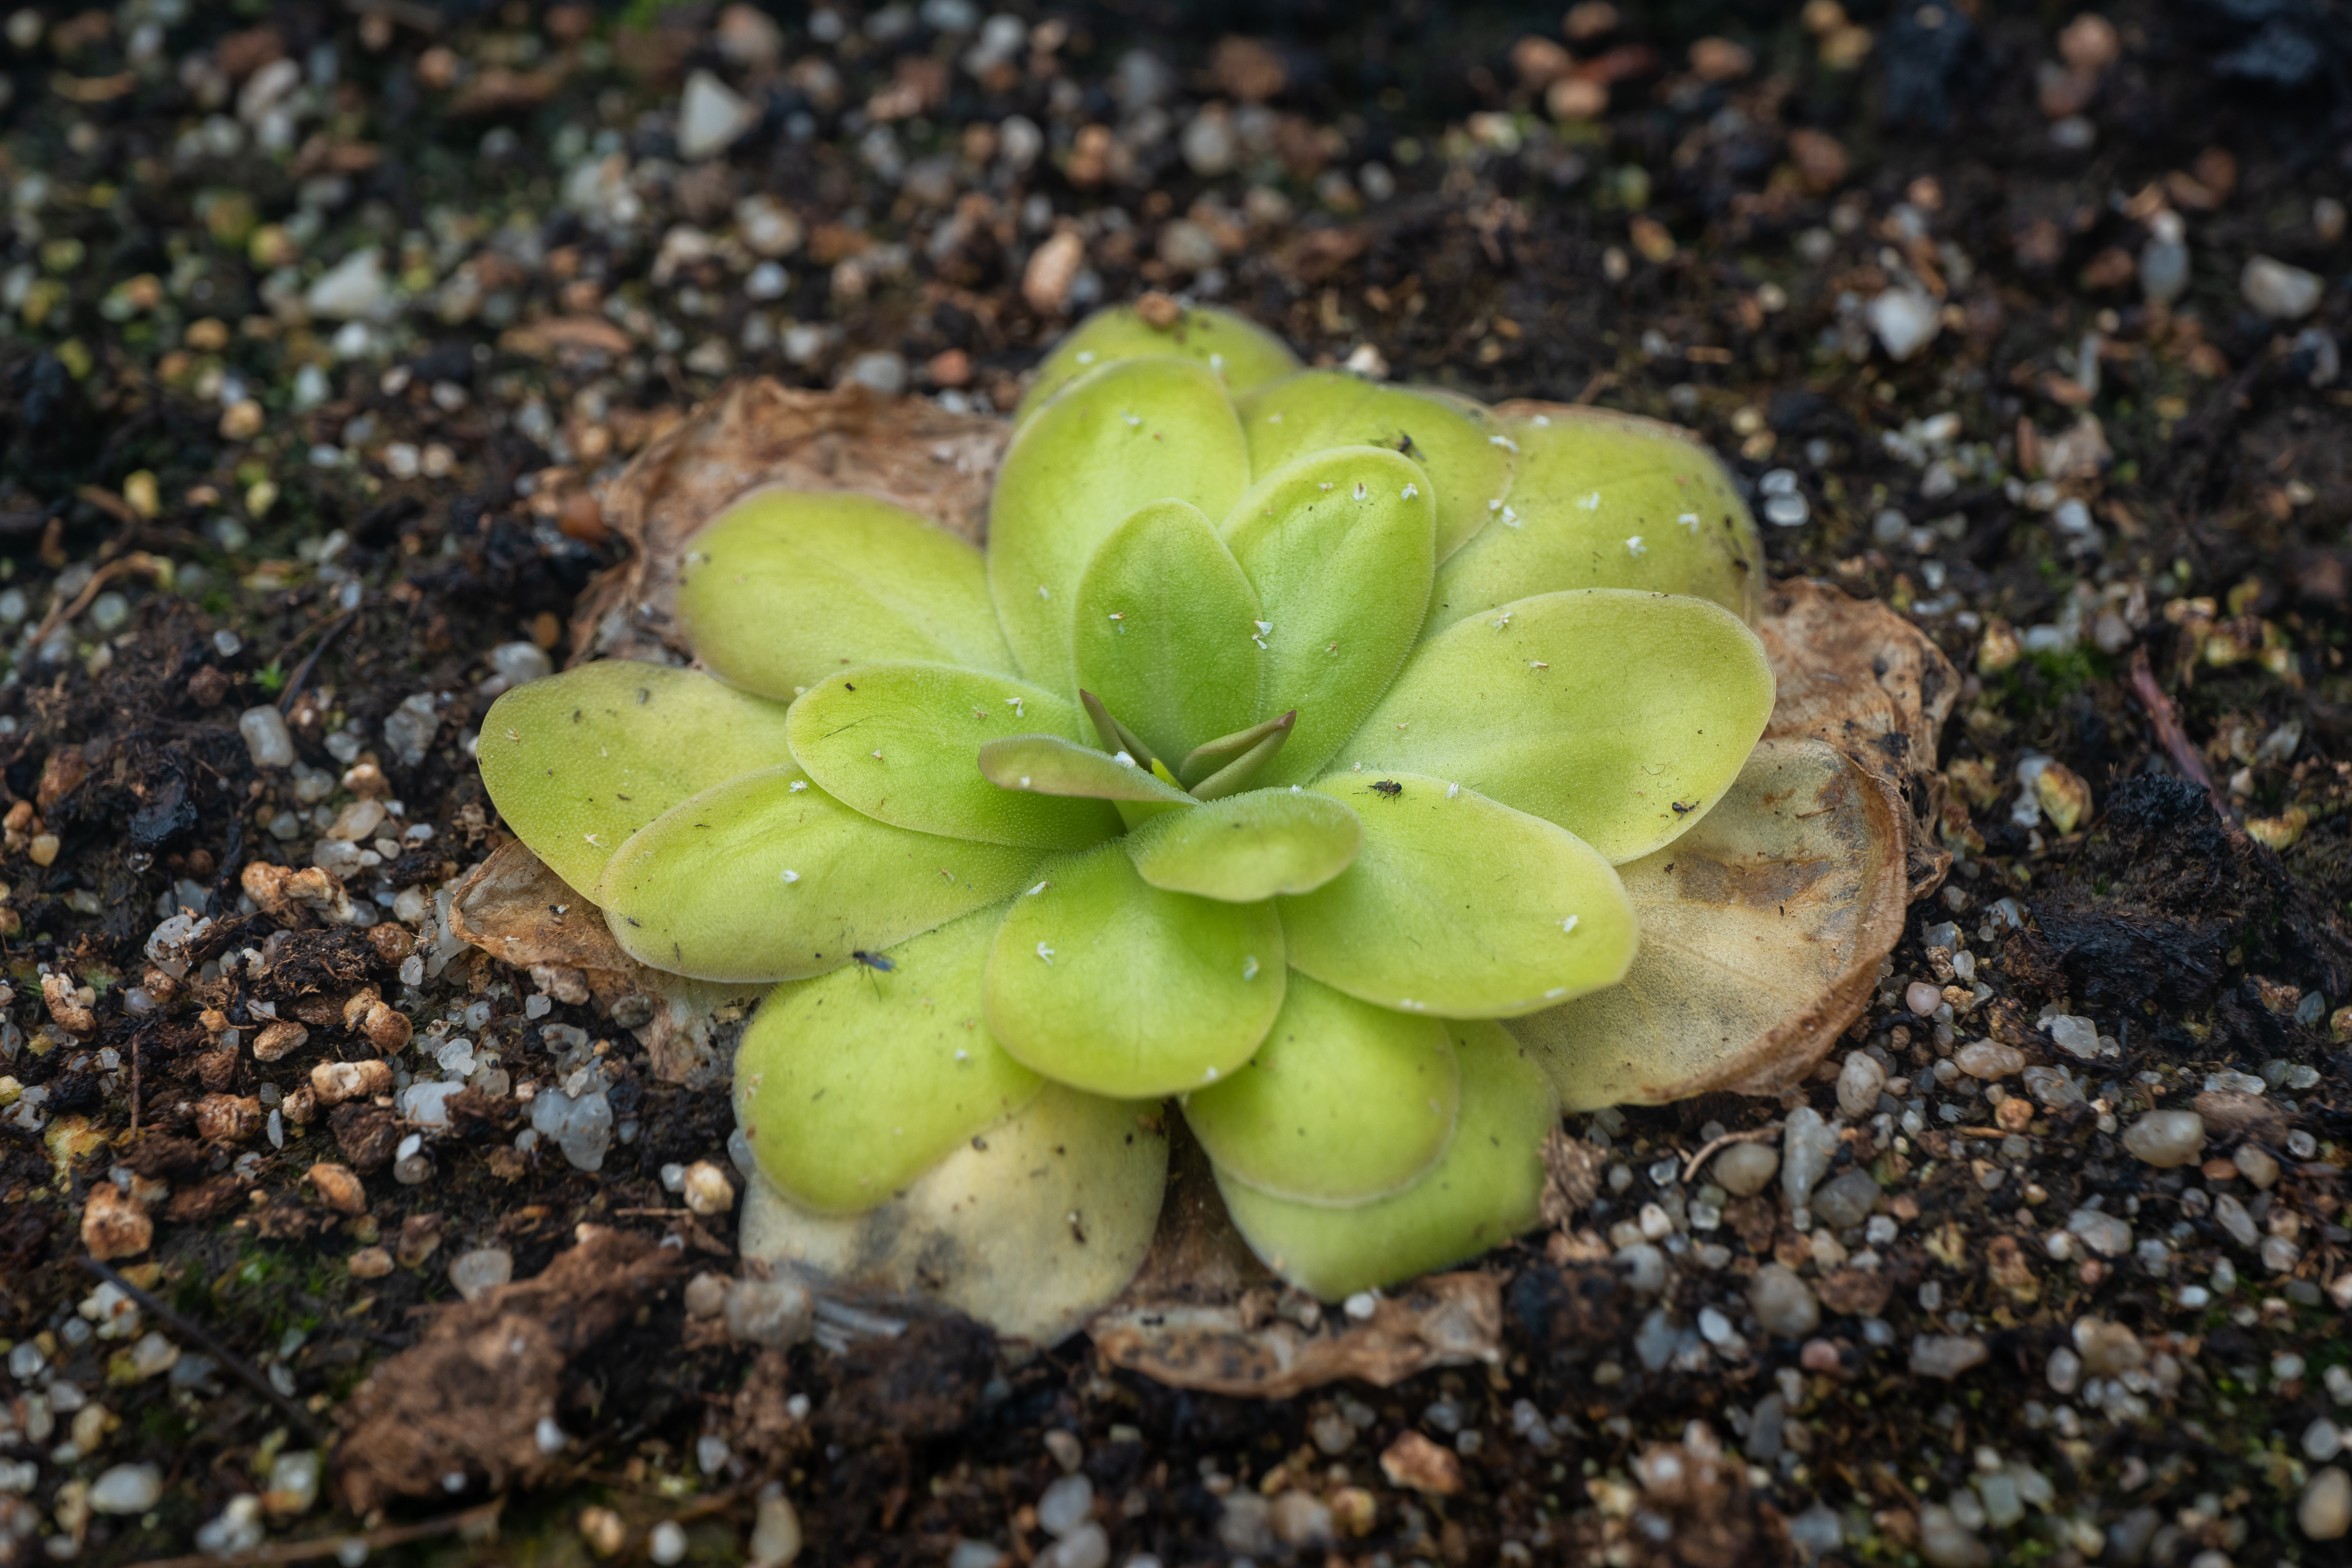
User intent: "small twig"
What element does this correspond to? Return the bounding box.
[1683,1122,1783,1184]
[75,1256,332,1445]
[2126,645,2238,833]
[120,1499,501,1568]
[276,606,362,717]
[28,551,166,648]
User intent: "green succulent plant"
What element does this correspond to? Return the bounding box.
[480,303,1773,1336]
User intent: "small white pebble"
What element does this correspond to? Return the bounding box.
[1343,1291,1378,1321]
[649,1520,687,1566]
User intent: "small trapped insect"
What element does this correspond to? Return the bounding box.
[1671,799,1698,815]
[1369,779,1403,797]
[851,949,896,973]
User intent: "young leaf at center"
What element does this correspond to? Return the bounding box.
[734,903,1043,1214]
[1071,499,1264,767]
[1220,446,1435,785]
[984,841,1285,1098]
[1183,971,1459,1205]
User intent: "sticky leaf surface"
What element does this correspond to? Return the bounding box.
[984,842,1284,1097]
[1183,971,1457,1204]
[1280,773,1636,1016]
[787,664,1120,849]
[1218,1024,1556,1299]
[989,356,1250,695]
[734,904,1041,1214]
[1349,589,1774,862]
[595,765,1040,982]
[1016,304,1299,428]
[1125,787,1360,901]
[678,489,1013,700]
[480,661,797,895]
[1426,405,1762,637]
[1072,500,1263,766]
[1220,446,1434,784]
[1238,372,1513,561]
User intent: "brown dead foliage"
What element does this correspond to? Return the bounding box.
[334,1228,688,1513]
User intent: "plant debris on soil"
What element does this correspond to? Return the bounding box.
[4,2,2352,1566]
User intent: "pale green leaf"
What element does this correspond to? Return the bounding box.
[1237,372,1514,561]
[989,356,1250,695]
[976,733,1198,805]
[738,1083,1167,1347]
[1220,446,1434,784]
[479,661,797,895]
[1125,787,1360,901]
[786,663,1120,850]
[1183,971,1457,1205]
[1014,303,1300,430]
[1071,499,1263,766]
[1424,405,1762,637]
[1279,773,1635,1016]
[594,765,1041,982]
[677,489,1013,701]
[1346,589,1775,862]
[984,841,1284,1098]
[734,903,1042,1214]
[1217,1022,1557,1299]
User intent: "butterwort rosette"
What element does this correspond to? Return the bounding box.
[480,303,1774,1341]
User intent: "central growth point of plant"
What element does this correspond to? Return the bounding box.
[481,302,1774,1341]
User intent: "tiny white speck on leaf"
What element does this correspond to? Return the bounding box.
[789,780,808,792]
[1446,782,1460,799]
[1489,434,1520,452]
[780,869,800,884]
[1487,498,1503,512]
[1005,697,1025,716]
[1679,512,1701,532]
[1075,350,1096,364]
[1254,620,1273,635]
[1626,535,1646,556]
[1401,483,1419,499]
[1529,659,1550,670]
[1492,610,1513,630]
[1037,584,1051,599]
[1019,774,1032,787]
[871,749,884,759]
[1501,505,1522,528]
[954,1048,969,1061]
[1561,915,1579,934]
[1114,751,1136,766]
[1203,1066,1219,1081]
[1580,491,1601,510]
[1027,880,1050,895]
[1242,955,1260,981]
[1036,942,1055,964]
[1353,481,1368,500]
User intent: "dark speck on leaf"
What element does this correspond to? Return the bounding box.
[1370,779,1403,797]
[1671,800,1697,814]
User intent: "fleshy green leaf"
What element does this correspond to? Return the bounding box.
[480,661,797,895]
[1237,372,1514,561]
[734,904,1042,1214]
[1182,971,1457,1205]
[786,664,1120,850]
[1014,303,1300,430]
[594,765,1041,982]
[737,1083,1167,1347]
[677,489,1014,700]
[1216,1022,1557,1300]
[1125,787,1360,901]
[976,734,1198,805]
[1220,446,1434,784]
[1424,405,1763,637]
[1071,499,1264,766]
[989,356,1250,695]
[984,842,1284,1098]
[1279,773,1636,1016]
[1345,588,1775,862]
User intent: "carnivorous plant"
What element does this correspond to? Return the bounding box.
[481,303,1773,1340]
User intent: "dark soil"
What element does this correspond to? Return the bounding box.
[2,2,2351,1566]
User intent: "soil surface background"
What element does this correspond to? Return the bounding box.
[2,2,2352,1566]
